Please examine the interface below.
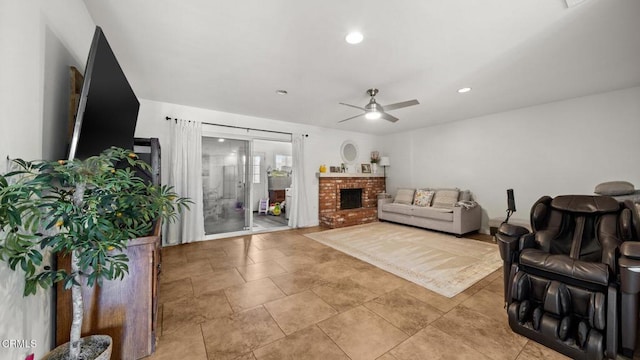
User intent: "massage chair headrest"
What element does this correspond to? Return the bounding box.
[531,195,639,241]
[550,195,619,214]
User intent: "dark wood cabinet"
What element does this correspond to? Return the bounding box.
[56,222,161,360]
[269,189,286,204]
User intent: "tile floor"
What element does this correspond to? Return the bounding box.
[148,226,571,360]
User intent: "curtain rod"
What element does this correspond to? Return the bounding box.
[164,116,305,137]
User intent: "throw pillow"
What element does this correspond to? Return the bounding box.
[432,189,460,209]
[394,189,415,205]
[594,181,635,196]
[413,189,435,207]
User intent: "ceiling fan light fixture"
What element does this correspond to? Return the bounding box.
[345,31,364,44]
[457,87,472,93]
[365,111,381,120]
[338,88,418,124]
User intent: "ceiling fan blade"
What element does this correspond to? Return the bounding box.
[380,112,399,123]
[338,113,365,123]
[383,99,419,111]
[339,102,366,111]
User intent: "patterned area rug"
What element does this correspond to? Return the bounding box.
[304,222,502,298]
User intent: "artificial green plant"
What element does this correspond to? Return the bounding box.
[0,147,190,359]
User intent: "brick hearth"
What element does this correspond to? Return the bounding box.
[318,174,385,228]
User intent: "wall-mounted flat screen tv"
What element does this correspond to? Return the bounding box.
[68,26,139,160]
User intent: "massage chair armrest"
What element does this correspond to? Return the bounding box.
[496,223,530,262]
[497,223,530,305]
[620,242,640,295]
[621,242,640,261]
[618,242,640,356]
[619,242,640,356]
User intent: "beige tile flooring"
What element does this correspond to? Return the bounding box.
[148,226,571,360]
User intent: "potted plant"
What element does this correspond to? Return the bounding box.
[0,147,190,360]
[370,151,380,174]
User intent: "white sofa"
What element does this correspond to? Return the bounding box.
[378,188,482,236]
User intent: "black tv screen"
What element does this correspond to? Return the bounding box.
[68,26,139,160]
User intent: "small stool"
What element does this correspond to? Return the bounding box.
[258,198,269,215]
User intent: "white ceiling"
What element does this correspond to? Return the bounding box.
[83,0,640,135]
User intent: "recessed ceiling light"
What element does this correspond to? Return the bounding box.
[218,138,225,142]
[275,89,288,95]
[345,31,364,45]
[457,87,472,93]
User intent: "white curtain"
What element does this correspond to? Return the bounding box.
[289,134,314,228]
[166,119,205,245]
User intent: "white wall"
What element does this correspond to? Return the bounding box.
[0,1,94,358]
[381,86,640,233]
[135,99,380,229]
[42,26,82,161]
[0,1,43,167]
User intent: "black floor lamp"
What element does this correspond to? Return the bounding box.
[379,156,390,193]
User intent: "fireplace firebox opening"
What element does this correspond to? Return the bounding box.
[340,188,362,210]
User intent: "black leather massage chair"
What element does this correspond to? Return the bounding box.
[497,195,640,359]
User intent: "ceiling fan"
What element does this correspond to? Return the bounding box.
[338,88,419,123]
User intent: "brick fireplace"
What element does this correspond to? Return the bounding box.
[318,174,385,228]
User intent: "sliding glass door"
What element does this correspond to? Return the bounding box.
[252,139,292,231]
[202,137,250,235]
[200,126,293,238]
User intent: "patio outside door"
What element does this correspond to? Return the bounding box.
[202,137,250,235]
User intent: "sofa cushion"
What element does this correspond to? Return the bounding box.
[459,190,472,202]
[412,206,454,222]
[413,189,435,207]
[381,202,414,216]
[381,203,455,221]
[432,189,460,209]
[394,189,415,205]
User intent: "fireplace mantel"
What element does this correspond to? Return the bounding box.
[316,173,384,178]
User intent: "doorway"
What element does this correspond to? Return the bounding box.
[201,135,293,237]
[202,137,250,235]
[252,139,292,231]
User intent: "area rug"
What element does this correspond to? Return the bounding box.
[304,222,502,298]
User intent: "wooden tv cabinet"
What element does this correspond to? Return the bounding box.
[55,221,161,360]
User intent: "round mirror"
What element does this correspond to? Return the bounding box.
[340,140,359,165]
